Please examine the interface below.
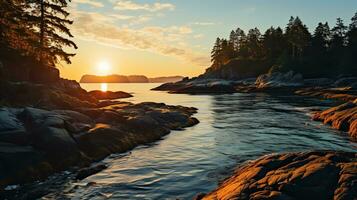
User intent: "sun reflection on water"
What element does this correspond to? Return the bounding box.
[101,83,108,92]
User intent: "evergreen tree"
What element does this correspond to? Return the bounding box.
[285,17,311,60]
[263,27,285,63]
[211,37,222,68]
[229,30,238,52]
[0,0,34,57]
[331,18,348,49]
[26,0,77,65]
[312,22,331,52]
[246,28,262,59]
[347,12,357,47]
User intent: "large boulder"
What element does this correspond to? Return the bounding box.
[20,107,82,164]
[0,108,27,145]
[255,71,303,88]
[198,151,357,200]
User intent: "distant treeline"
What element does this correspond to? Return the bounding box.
[209,13,357,78]
[0,0,76,67]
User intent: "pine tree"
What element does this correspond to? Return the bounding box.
[347,12,357,47]
[312,22,330,51]
[27,0,77,65]
[246,28,262,59]
[0,0,34,57]
[263,26,285,63]
[211,37,222,68]
[285,17,311,60]
[331,18,348,49]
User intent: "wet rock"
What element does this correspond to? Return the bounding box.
[313,102,357,139]
[88,90,133,100]
[0,101,199,189]
[76,164,107,180]
[199,151,357,200]
[295,87,357,102]
[153,79,236,94]
[255,71,303,89]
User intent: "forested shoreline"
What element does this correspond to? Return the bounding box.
[208,13,357,78]
[0,0,76,82]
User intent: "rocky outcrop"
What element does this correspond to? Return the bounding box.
[152,79,237,94]
[148,76,184,83]
[197,151,357,200]
[313,101,357,140]
[88,90,133,100]
[0,102,199,189]
[295,87,357,102]
[255,71,303,89]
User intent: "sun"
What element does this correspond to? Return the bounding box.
[97,61,111,76]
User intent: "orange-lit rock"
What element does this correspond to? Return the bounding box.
[197,151,357,200]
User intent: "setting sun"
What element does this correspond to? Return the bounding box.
[97,61,111,76]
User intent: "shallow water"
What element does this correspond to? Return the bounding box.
[51,83,356,199]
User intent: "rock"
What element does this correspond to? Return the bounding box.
[88,90,133,100]
[255,71,303,88]
[0,108,23,132]
[313,102,357,139]
[0,101,199,189]
[199,151,357,200]
[153,79,236,94]
[295,87,357,102]
[334,77,357,88]
[0,142,48,187]
[76,164,107,180]
[20,108,82,164]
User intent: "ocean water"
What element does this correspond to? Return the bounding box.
[47,83,357,199]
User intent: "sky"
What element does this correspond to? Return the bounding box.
[61,0,357,80]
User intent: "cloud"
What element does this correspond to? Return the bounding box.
[112,0,175,12]
[192,22,216,26]
[73,0,104,7]
[71,11,209,66]
[193,34,204,39]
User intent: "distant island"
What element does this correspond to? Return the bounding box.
[80,75,184,83]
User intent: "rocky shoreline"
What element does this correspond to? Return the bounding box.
[154,72,357,140]
[153,73,357,199]
[0,79,199,197]
[196,151,357,200]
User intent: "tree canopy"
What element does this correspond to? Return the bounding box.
[0,0,76,67]
[210,12,357,77]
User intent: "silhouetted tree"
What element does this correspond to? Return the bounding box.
[27,0,77,65]
[263,27,285,63]
[0,0,34,57]
[330,18,347,50]
[245,28,263,59]
[211,37,222,69]
[208,13,356,77]
[285,17,311,60]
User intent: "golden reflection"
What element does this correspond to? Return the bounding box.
[101,83,108,92]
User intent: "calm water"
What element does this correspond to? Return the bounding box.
[52,83,357,199]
